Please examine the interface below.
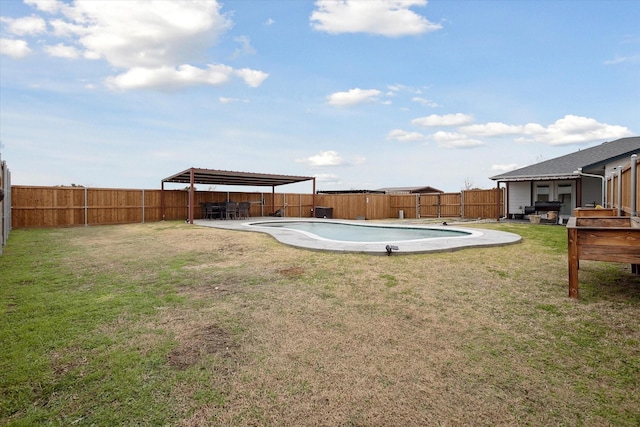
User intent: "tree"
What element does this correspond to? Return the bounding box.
[463,177,474,191]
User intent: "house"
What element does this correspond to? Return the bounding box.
[490,136,640,220]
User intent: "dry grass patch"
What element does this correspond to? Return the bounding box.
[2,221,638,426]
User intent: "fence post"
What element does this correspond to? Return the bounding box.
[84,187,88,226]
[617,165,622,216]
[142,189,145,223]
[631,154,637,217]
[461,191,465,218]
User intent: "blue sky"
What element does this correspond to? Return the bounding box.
[1,0,638,192]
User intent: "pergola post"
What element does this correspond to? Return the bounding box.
[272,186,275,215]
[312,177,316,218]
[189,168,195,224]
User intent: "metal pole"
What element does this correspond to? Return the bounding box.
[631,154,637,217]
[189,168,195,224]
[312,178,316,218]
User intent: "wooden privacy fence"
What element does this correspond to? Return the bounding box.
[606,154,639,216]
[0,154,11,254]
[10,186,504,228]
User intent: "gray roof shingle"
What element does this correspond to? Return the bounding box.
[490,136,640,181]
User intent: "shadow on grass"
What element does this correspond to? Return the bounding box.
[578,263,640,303]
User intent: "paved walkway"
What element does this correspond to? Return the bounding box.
[193,217,522,255]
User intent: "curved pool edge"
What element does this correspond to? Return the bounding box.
[193,218,522,255]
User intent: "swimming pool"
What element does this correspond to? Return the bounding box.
[252,220,471,242]
[217,219,522,255]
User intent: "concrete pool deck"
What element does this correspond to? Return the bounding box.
[193,217,522,255]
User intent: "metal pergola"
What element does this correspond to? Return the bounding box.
[161,167,316,223]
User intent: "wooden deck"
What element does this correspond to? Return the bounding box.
[567,216,640,298]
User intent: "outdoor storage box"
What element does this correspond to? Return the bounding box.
[315,206,333,219]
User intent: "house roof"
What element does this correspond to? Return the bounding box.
[317,189,386,194]
[490,136,640,182]
[162,168,315,187]
[375,186,444,194]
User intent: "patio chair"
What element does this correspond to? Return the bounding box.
[200,202,212,219]
[225,202,238,220]
[237,202,250,219]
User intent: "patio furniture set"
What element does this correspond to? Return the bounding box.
[200,201,251,220]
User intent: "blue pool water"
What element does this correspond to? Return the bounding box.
[251,221,471,242]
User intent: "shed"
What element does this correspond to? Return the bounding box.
[375,186,444,194]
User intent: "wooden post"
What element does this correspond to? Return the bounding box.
[161,181,165,221]
[496,183,501,221]
[567,224,579,298]
[576,176,582,208]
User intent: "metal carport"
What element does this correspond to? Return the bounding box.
[161,167,316,224]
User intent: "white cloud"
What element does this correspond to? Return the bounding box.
[0,38,32,58]
[1,15,47,35]
[106,64,235,90]
[460,122,528,136]
[491,163,519,172]
[411,113,474,127]
[66,1,232,69]
[457,115,630,145]
[49,19,87,38]
[14,0,269,91]
[44,43,80,59]
[327,88,381,106]
[219,97,248,104]
[297,151,345,167]
[24,0,62,14]
[310,0,442,37]
[234,68,269,88]
[264,18,275,26]
[430,131,484,149]
[411,97,439,107]
[387,83,421,94]
[232,36,256,59]
[604,54,640,65]
[386,129,427,142]
[516,115,633,145]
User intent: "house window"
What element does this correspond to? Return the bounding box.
[558,184,572,195]
[536,185,550,202]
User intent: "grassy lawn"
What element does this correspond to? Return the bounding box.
[1,221,639,426]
